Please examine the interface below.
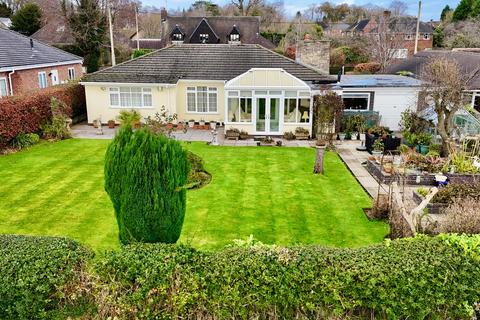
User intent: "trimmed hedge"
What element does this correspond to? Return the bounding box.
[0,235,92,319]
[1,234,479,319]
[95,235,480,319]
[0,84,85,147]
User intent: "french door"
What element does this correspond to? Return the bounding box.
[255,97,280,134]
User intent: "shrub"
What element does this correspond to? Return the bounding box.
[0,235,92,319]
[436,198,480,234]
[104,126,189,244]
[11,132,39,149]
[433,183,480,204]
[0,84,85,148]
[93,235,480,319]
[186,151,211,189]
[40,98,72,140]
[117,109,141,126]
[353,62,381,74]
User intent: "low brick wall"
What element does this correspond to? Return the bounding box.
[366,160,437,185]
[412,190,447,214]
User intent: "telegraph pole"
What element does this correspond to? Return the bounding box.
[414,0,422,55]
[135,4,140,50]
[108,1,116,66]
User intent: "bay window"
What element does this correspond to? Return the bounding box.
[109,87,152,108]
[186,86,217,113]
[227,91,252,122]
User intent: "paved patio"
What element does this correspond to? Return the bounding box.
[71,123,316,147]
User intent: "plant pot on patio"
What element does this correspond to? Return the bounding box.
[295,127,309,140]
[225,129,240,140]
[239,131,249,140]
[210,122,217,130]
[107,120,115,129]
[176,122,185,130]
[257,136,275,146]
[188,120,195,128]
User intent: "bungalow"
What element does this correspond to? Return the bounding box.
[336,74,422,131]
[0,28,83,97]
[81,44,335,135]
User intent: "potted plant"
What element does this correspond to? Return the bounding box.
[188,119,195,128]
[199,119,206,128]
[239,130,249,140]
[257,136,274,146]
[107,119,116,129]
[372,138,384,157]
[416,132,432,155]
[225,128,240,140]
[118,110,141,128]
[295,127,309,140]
[283,131,295,140]
[210,121,217,130]
[352,114,366,140]
[176,121,184,130]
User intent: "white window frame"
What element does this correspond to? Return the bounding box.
[199,33,209,42]
[342,92,371,111]
[38,72,47,88]
[227,90,253,123]
[186,86,218,114]
[283,91,311,124]
[68,67,76,80]
[423,33,430,40]
[230,33,240,41]
[0,77,8,97]
[108,87,153,108]
[404,33,413,40]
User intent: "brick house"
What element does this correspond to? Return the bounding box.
[0,28,83,97]
[346,11,433,57]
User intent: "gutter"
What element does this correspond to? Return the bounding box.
[7,69,15,95]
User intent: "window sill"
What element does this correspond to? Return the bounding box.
[225,121,253,125]
[109,106,155,109]
[185,111,220,115]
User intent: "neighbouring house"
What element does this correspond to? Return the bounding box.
[0,28,83,97]
[130,9,275,50]
[346,11,434,57]
[335,74,422,130]
[386,49,480,112]
[319,22,352,36]
[31,16,75,47]
[81,44,335,136]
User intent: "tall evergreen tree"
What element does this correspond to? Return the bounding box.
[62,0,106,73]
[440,5,452,21]
[10,2,42,35]
[104,126,189,244]
[0,3,12,17]
[452,0,474,21]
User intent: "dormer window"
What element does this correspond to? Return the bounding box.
[228,25,241,44]
[199,33,209,43]
[170,24,185,42]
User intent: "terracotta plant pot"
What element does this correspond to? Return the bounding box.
[133,121,141,129]
[166,123,174,129]
[107,120,115,129]
[177,123,184,130]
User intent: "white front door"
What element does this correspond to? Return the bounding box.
[50,70,59,85]
[255,96,281,134]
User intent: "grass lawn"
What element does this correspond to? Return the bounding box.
[0,139,388,251]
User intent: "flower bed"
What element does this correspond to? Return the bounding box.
[412,190,447,214]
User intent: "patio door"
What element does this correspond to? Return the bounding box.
[255,97,281,134]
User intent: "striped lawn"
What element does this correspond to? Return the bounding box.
[0,139,388,251]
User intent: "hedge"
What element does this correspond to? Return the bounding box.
[0,84,85,147]
[0,235,92,319]
[1,234,479,319]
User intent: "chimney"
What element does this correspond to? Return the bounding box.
[30,38,33,49]
[295,40,330,75]
[160,7,167,22]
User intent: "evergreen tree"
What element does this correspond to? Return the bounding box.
[104,126,189,244]
[62,0,106,73]
[433,26,445,48]
[0,3,12,17]
[10,2,42,36]
[452,0,474,21]
[440,5,452,21]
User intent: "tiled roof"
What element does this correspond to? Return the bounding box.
[348,16,433,33]
[385,50,480,90]
[338,74,422,87]
[0,28,82,69]
[83,44,335,84]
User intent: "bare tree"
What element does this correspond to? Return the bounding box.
[365,12,405,72]
[420,57,478,156]
[389,0,408,16]
[139,12,161,38]
[230,0,262,16]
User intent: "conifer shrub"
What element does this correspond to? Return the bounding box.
[104,126,189,244]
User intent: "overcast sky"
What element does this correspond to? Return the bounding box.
[149,0,458,21]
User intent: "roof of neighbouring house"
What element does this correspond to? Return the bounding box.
[0,28,82,70]
[0,17,12,28]
[338,74,422,88]
[385,50,480,90]
[83,44,335,85]
[348,16,433,33]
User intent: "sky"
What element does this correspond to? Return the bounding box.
[145,0,458,21]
